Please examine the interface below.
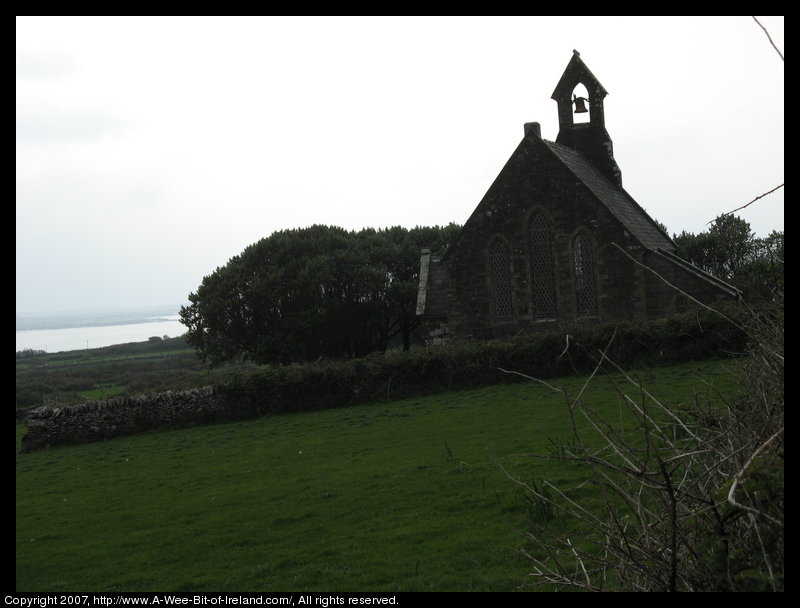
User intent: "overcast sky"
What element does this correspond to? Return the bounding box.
[16,16,784,315]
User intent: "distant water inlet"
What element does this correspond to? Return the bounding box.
[15,316,187,354]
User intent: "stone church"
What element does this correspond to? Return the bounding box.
[416,51,738,340]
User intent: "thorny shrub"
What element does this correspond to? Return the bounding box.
[508,296,783,591]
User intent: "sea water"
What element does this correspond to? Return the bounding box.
[15,315,187,354]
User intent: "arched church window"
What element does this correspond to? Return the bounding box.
[488,238,512,320]
[574,231,598,316]
[530,211,556,319]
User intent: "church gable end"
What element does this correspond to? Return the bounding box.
[417,52,737,341]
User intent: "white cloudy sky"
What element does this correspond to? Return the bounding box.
[16,16,784,314]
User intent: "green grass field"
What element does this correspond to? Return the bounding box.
[15,359,737,592]
[16,337,248,410]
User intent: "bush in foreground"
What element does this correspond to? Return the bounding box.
[509,299,783,591]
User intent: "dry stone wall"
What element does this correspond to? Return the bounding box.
[20,386,222,453]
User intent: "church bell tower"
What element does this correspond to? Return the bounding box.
[551,50,622,188]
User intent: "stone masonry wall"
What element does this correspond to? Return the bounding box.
[20,386,222,453]
[444,136,647,339]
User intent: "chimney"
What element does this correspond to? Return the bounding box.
[524,122,541,138]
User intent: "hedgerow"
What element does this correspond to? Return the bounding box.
[21,307,749,452]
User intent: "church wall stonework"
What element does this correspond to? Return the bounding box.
[444,136,657,339]
[642,251,737,318]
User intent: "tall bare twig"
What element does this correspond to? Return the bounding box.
[752,16,784,61]
[726,425,784,526]
[711,183,784,222]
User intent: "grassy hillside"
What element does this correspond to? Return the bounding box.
[16,337,255,412]
[15,359,736,592]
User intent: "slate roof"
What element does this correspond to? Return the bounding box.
[543,140,676,252]
[651,249,740,298]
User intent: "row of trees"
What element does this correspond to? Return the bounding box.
[672,214,783,302]
[16,348,47,359]
[180,224,460,366]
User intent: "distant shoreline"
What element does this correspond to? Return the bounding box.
[16,314,186,354]
[16,306,182,331]
[16,316,177,331]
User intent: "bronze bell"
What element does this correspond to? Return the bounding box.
[573,96,588,114]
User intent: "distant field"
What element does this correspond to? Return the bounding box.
[15,359,737,592]
[16,337,254,410]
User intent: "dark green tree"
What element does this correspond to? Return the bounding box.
[706,214,757,283]
[180,223,459,365]
[362,224,460,351]
[736,229,784,302]
[674,215,783,303]
[673,229,714,274]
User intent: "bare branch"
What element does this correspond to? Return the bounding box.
[709,183,784,223]
[497,367,563,394]
[727,425,784,526]
[557,333,571,359]
[749,512,778,592]
[603,355,701,442]
[752,16,784,61]
[505,289,782,589]
[567,537,592,587]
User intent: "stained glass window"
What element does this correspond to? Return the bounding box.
[489,238,512,319]
[574,231,597,316]
[530,211,556,319]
